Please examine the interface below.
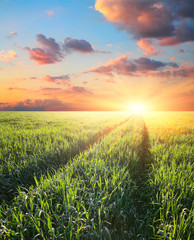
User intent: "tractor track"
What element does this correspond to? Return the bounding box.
[84,116,131,152]
[1,116,131,204]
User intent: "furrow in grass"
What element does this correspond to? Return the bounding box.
[0,112,193,239]
[1,116,158,239]
[143,112,194,239]
[0,117,141,239]
[0,112,131,204]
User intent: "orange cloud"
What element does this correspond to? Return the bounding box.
[170,57,176,61]
[137,39,160,56]
[0,50,17,62]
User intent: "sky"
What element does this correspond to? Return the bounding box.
[0,0,194,111]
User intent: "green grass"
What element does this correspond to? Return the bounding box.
[0,112,129,203]
[0,111,193,239]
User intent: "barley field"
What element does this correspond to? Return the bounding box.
[0,111,193,239]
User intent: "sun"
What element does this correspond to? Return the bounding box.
[130,103,146,113]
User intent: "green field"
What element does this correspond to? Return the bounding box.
[0,112,193,239]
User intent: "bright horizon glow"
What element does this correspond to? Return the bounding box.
[130,103,146,113]
[0,0,193,111]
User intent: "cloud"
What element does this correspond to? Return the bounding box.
[86,55,179,76]
[25,48,60,64]
[95,0,174,39]
[8,87,28,91]
[0,99,72,111]
[41,86,92,96]
[63,37,95,53]
[105,79,115,83]
[25,34,99,64]
[0,50,17,62]
[47,10,54,16]
[176,1,194,19]
[152,65,194,78]
[137,39,160,56]
[170,57,176,61]
[95,0,194,45]
[41,74,70,85]
[7,32,18,38]
[70,86,90,93]
[25,34,63,64]
[158,20,194,46]
[179,49,185,53]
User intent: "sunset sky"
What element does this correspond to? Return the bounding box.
[0,0,194,111]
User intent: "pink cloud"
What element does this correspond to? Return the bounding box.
[25,34,98,64]
[86,54,178,76]
[41,75,70,85]
[25,47,60,65]
[137,39,160,56]
[47,10,54,16]
[25,34,63,64]
[95,0,194,45]
[95,0,174,39]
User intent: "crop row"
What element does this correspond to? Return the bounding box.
[0,116,144,239]
[0,112,193,239]
[0,112,130,203]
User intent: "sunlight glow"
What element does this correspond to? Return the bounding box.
[130,103,146,113]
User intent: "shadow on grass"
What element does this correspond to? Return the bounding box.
[110,120,159,239]
[0,117,131,204]
[138,121,152,169]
